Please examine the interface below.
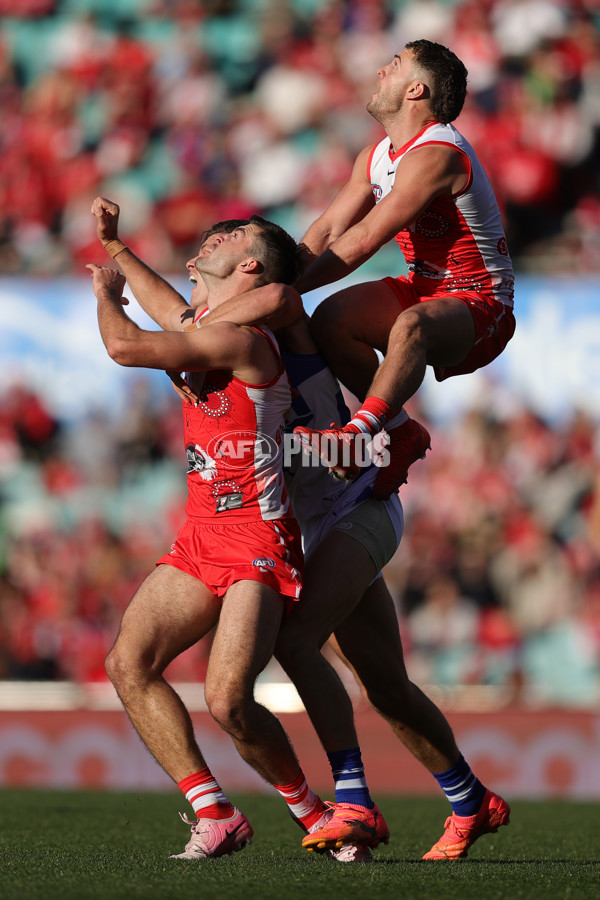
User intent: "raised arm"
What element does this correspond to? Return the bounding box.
[295,143,469,295]
[88,264,276,381]
[294,145,377,290]
[91,196,190,332]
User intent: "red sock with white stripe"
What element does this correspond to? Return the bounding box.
[273,771,325,831]
[178,768,235,820]
[345,397,392,436]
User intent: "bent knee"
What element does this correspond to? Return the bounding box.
[275,624,326,675]
[390,306,426,343]
[105,644,134,689]
[105,640,161,689]
[206,689,249,736]
[363,677,418,716]
[274,641,305,678]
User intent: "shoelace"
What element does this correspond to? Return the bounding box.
[323,801,348,824]
[179,812,197,827]
[177,812,207,852]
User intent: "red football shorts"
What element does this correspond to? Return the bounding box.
[156,516,303,601]
[382,276,516,381]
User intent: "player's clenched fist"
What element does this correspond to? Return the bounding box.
[91,196,120,243]
[91,197,128,260]
[85,263,128,305]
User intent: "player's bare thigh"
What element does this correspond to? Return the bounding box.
[206,580,286,700]
[110,563,221,673]
[277,530,378,651]
[330,576,410,688]
[311,280,403,355]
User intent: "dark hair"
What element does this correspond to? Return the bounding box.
[199,219,249,245]
[247,215,303,286]
[405,39,468,124]
[200,216,302,286]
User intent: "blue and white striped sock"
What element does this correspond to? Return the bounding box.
[433,754,486,817]
[327,747,373,809]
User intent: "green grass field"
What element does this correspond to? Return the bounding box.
[0,790,598,900]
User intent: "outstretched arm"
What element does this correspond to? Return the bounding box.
[91,196,190,332]
[88,264,272,379]
[294,145,377,291]
[198,282,303,331]
[295,144,469,294]
[299,145,378,255]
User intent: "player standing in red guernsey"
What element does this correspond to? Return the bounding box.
[86,216,336,861]
[293,39,515,503]
[155,321,301,596]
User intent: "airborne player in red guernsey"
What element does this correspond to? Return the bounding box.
[294,40,515,519]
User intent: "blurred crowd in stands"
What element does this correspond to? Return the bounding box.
[0,0,599,276]
[0,380,598,706]
[1,0,599,705]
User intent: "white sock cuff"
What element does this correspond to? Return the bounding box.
[384,409,409,431]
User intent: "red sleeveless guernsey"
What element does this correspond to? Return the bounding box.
[182,327,292,522]
[367,121,514,307]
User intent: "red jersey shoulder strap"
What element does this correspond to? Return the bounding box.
[248,325,284,375]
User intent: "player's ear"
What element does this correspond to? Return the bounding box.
[408,79,429,101]
[239,257,262,274]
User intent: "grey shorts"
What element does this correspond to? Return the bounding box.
[328,498,400,573]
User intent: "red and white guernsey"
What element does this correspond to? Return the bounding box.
[368,122,514,307]
[183,327,291,522]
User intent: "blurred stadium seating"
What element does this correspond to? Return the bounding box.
[0,0,598,275]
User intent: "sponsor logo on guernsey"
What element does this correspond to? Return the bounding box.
[215,492,243,513]
[253,557,276,571]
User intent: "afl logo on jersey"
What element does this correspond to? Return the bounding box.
[253,557,276,571]
[372,184,383,202]
[497,237,509,256]
[207,430,279,469]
